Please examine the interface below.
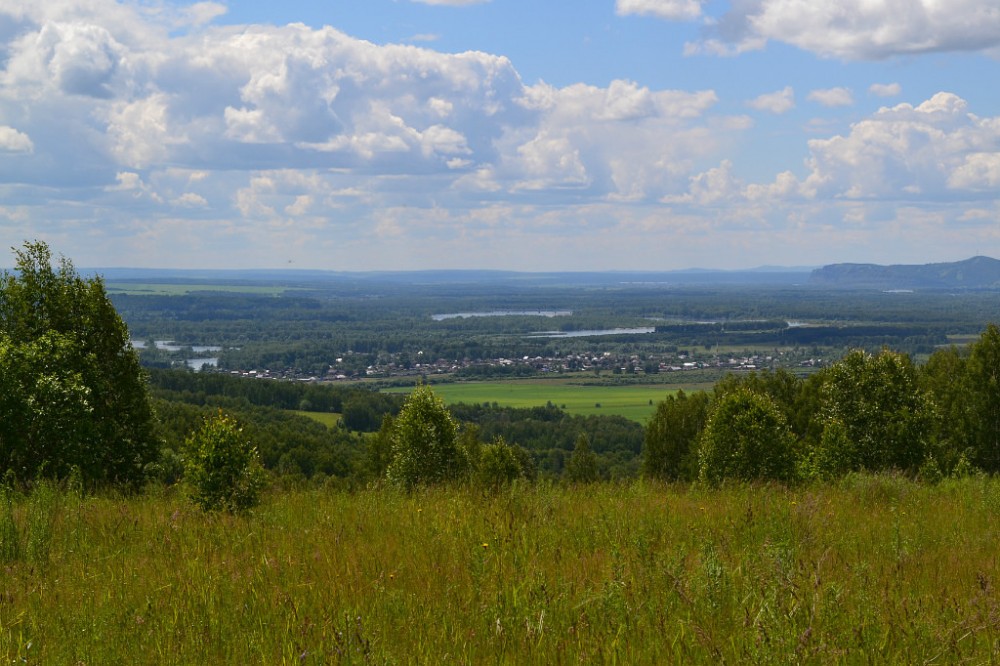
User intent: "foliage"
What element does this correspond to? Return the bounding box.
[6,480,1000,662]
[964,323,1000,472]
[642,389,710,481]
[565,433,601,483]
[0,242,158,487]
[698,388,796,484]
[818,349,935,473]
[183,411,265,513]
[386,384,465,487]
[476,436,524,490]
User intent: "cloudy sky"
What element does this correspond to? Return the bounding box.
[1,0,999,270]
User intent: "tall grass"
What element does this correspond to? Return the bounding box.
[1,476,998,663]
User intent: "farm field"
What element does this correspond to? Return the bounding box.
[292,410,342,428]
[106,282,298,296]
[386,380,685,422]
[2,477,999,663]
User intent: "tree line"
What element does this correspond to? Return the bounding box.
[642,329,1000,483]
[3,241,1000,498]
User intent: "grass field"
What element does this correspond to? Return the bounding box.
[386,380,681,422]
[2,477,999,663]
[292,410,342,428]
[105,282,297,296]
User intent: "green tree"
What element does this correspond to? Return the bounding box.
[0,242,158,486]
[566,433,600,483]
[818,349,935,473]
[642,390,709,481]
[698,388,796,484]
[477,436,524,490]
[965,324,1000,472]
[184,411,265,513]
[386,384,465,487]
[920,345,974,472]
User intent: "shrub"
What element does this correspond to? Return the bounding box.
[0,241,158,487]
[184,411,266,513]
[477,437,524,490]
[698,388,796,484]
[386,384,465,488]
[566,434,600,483]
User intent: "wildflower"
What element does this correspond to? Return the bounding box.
[482,542,489,549]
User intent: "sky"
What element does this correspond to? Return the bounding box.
[0,0,999,271]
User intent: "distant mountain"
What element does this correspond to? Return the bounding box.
[810,256,1000,289]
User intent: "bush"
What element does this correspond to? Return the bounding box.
[698,389,796,484]
[0,241,158,487]
[477,437,524,490]
[184,412,266,513]
[386,384,465,488]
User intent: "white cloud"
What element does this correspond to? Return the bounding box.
[869,82,902,97]
[616,0,706,21]
[686,0,1000,60]
[807,87,854,107]
[768,92,1000,200]
[747,86,795,114]
[0,126,33,153]
[172,192,209,207]
[3,21,127,98]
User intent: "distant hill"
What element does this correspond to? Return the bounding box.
[810,256,1000,289]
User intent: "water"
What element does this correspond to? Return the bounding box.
[432,310,572,321]
[130,340,221,352]
[186,358,218,371]
[527,327,656,338]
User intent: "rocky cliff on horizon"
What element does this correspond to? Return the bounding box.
[810,256,1000,289]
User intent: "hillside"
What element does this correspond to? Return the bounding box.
[810,256,1000,289]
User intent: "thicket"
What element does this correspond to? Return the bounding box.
[0,242,158,487]
[642,326,1000,484]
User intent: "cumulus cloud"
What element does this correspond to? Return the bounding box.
[0,126,33,153]
[683,0,1000,60]
[616,0,706,21]
[747,87,795,114]
[870,82,902,97]
[807,87,854,107]
[773,92,1000,199]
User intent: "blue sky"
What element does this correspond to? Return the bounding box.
[1,1,999,270]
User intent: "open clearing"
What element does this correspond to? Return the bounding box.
[106,282,298,296]
[292,410,342,428]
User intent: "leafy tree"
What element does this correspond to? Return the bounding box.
[477,436,524,490]
[920,345,975,472]
[965,324,1000,472]
[364,415,396,481]
[818,349,935,473]
[566,433,600,483]
[184,411,265,513]
[386,384,465,487]
[0,242,158,486]
[698,388,796,484]
[643,390,709,481]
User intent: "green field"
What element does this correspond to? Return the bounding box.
[388,380,680,422]
[3,478,1000,663]
[106,282,298,296]
[292,410,342,428]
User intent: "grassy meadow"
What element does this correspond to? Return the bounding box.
[293,410,343,428]
[387,380,682,422]
[2,477,999,663]
[105,282,298,296]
